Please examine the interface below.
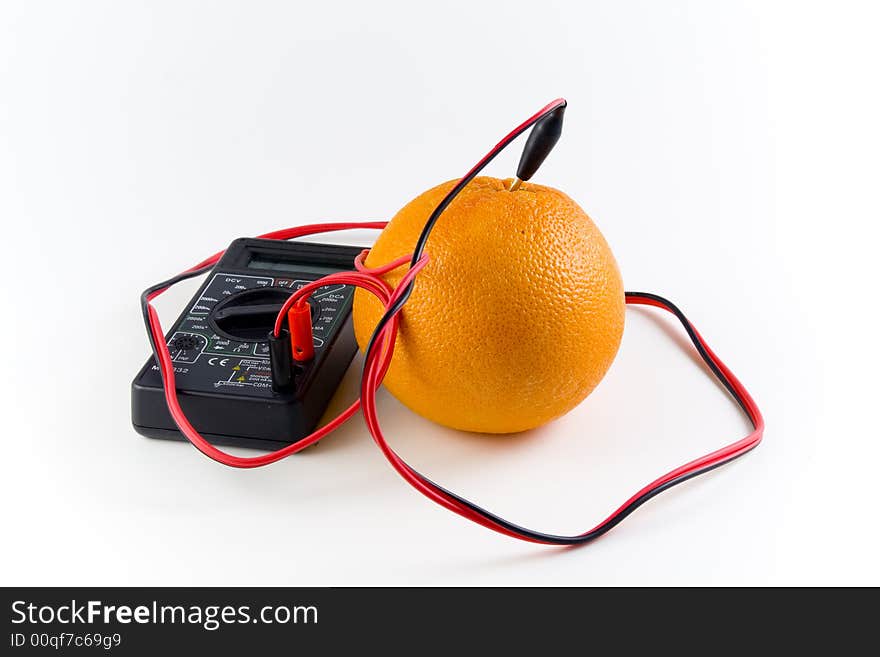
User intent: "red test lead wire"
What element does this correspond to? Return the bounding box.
[356,291,763,544]
[144,227,763,543]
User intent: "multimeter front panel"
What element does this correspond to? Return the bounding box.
[132,238,364,450]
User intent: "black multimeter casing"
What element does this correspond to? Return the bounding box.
[131,238,364,451]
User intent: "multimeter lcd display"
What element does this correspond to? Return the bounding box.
[246,255,344,277]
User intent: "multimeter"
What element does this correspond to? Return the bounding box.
[131,238,364,450]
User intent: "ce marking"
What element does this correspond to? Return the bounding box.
[208,357,230,367]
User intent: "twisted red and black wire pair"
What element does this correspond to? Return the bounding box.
[140,99,763,544]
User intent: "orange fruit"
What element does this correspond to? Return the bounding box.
[353,176,625,433]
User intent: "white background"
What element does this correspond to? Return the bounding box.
[1,1,878,586]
